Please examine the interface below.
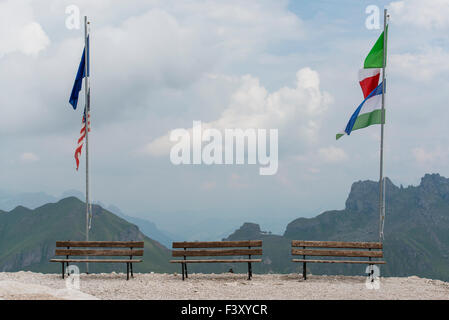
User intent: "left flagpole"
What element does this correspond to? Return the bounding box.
[83,15,90,273]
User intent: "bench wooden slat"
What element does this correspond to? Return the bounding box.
[170,259,262,263]
[291,249,383,258]
[292,259,386,264]
[51,241,144,280]
[291,240,382,249]
[50,259,142,263]
[171,240,263,280]
[172,249,262,257]
[56,241,144,248]
[172,240,262,248]
[291,240,385,281]
[55,249,144,256]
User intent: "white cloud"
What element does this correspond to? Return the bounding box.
[0,1,304,135]
[145,68,332,156]
[201,181,217,190]
[0,0,50,56]
[90,1,303,118]
[143,132,173,157]
[390,47,449,81]
[171,0,304,55]
[412,146,449,165]
[318,146,348,163]
[308,167,320,174]
[20,152,39,162]
[388,0,449,29]
[228,173,249,189]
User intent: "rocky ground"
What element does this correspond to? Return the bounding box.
[0,271,448,300]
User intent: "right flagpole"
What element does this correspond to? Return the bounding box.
[379,9,389,241]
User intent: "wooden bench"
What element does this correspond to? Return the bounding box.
[291,240,386,280]
[50,241,144,280]
[170,240,262,280]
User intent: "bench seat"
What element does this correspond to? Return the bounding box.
[292,259,386,264]
[171,240,263,280]
[50,241,144,280]
[50,259,142,263]
[170,259,262,263]
[291,240,385,280]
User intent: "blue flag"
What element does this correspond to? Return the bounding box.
[69,37,89,110]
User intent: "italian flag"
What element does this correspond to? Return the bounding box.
[336,28,387,140]
[364,27,387,68]
[359,68,380,99]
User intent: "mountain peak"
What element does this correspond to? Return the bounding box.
[420,173,448,187]
[418,173,449,198]
[345,177,397,213]
[60,189,84,201]
[11,205,32,212]
[345,179,378,213]
[57,196,84,205]
[224,222,262,240]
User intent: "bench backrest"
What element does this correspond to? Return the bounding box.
[172,240,262,258]
[291,240,383,258]
[55,241,144,257]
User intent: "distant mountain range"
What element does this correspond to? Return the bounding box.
[1,173,448,281]
[105,205,173,248]
[0,189,88,212]
[0,189,174,248]
[221,174,449,281]
[0,197,176,274]
[0,189,246,246]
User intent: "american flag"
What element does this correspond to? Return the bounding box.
[74,101,90,170]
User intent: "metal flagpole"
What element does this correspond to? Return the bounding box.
[83,16,90,273]
[379,9,388,241]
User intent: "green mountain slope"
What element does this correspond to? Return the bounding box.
[224,174,449,281]
[0,197,176,274]
[284,174,449,280]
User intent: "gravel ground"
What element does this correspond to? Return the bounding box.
[0,271,448,300]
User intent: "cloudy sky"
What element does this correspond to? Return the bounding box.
[1,0,449,233]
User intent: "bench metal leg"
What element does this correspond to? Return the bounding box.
[61,262,65,279]
[302,262,307,280]
[181,263,185,281]
[126,263,130,281]
[185,263,188,278]
[247,262,252,280]
[130,263,134,278]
